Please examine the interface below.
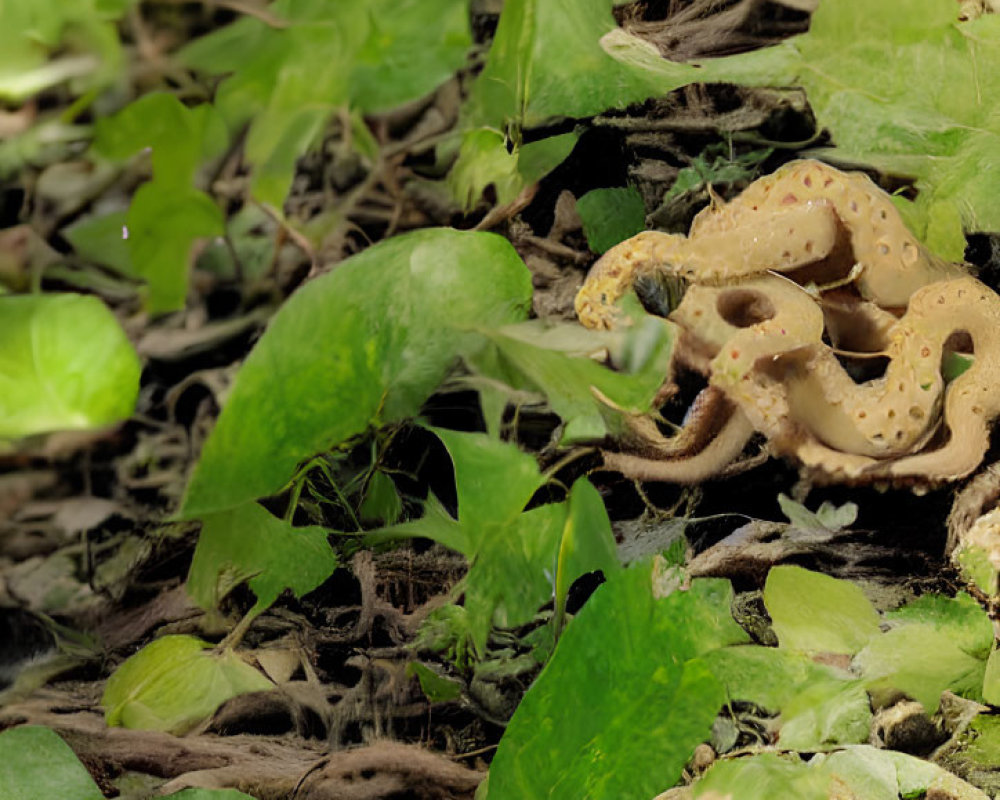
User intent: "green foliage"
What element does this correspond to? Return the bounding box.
[187,501,337,621]
[91,93,227,312]
[0,293,140,439]
[103,635,273,733]
[660,145,773,204]
[764,565,881,654]
[694,745,988,800]
[0,0,135,101]
[180,228,532,517]
[447,129,578,209]
[485,562,747,799]
[694,753,830,800]
[0,725,104,800]
[702,646,871,749]
[372,429,620,654]
[178,0,470,209]
[856,593,993,712]
[451,0,688,206]
[406,662,463,703]
[469,312,674,443]
[624,0,1000,257]
[576,186,647,254]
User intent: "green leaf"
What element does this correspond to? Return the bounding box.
[486,563,746,800]
[777,494,858,531]
[631,0,1000,257]
[349,0,471,114]
[554,477,621,622]
[180,228,532,517]
[103,635,273,733]
[694,753,830,800]
[374,434,620,654]
[701,646,871,750]
[815,745,987,800]
[91,93,228,311]
[983,646,1000,705]
[764,566,881,655]
[577,187,647,254]
[187,501,337,620]
[431,426,546,530]
[126,183,225,312]
[884,592,993,659]
[852,592,992,711]
[0,293,140,439]
[856,624,987,712]
[0,725,103,800]
[406,662,462,703]
[179,0,469,208]
[448,129,578,209]
[0,0,133,101]
[358,469,402,525]
[469,315,674,443]
[464,0,692,132]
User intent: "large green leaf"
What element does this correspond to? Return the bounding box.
[855,591,992,712]
[0,725,103,800]
[702,646,871,750]
[694,753,830,800]
[693,746,989,800]
[103,635,273,733]
[187,500,337,620]
[764,565,881,655]
[486,563,747,799]
[0,293,140,439]
[464,0,684,132]
[180,228,532,517]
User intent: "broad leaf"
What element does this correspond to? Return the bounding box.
[469,314,674,443]
[0,725,103,800]
[486,563,747,800]
[694,753,830,800]
[856,625,986,712]
[180,228,532,517]
[764,565,881,655]
[103,635,273,733]
[0,293,140,439]
[702,646,870,750]
[577,186,647,254]
[187,501,337,620]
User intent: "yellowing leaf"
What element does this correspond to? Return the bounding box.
[103,635,273,733]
